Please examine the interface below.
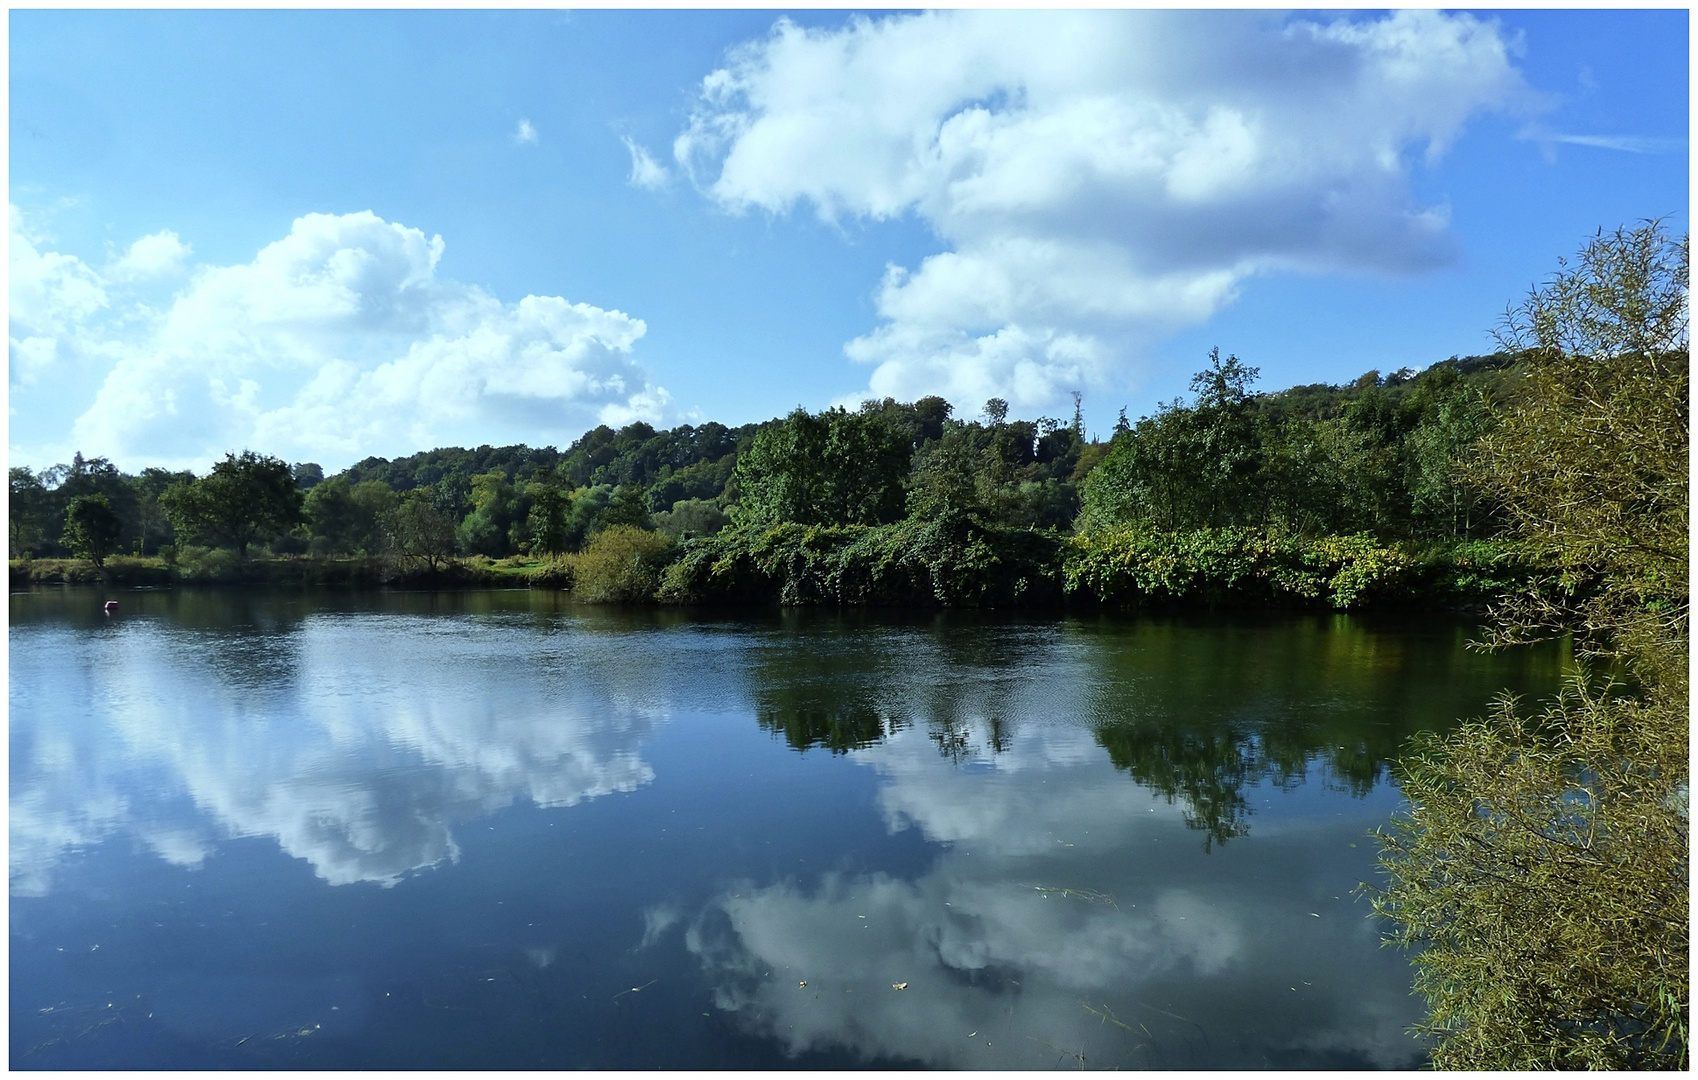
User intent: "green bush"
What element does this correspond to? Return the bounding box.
[1061,527,1422,609]
[172,545,246,582]
[1369,680,1688,1068]
[657,514,1062,608]
[8,555,172,586]
[570,525,674,604]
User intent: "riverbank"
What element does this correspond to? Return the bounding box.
[9,552,572,591]
[12,525,1549,614]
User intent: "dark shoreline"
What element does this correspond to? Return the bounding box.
[10,558,1506,617]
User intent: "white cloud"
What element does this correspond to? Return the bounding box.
[9,207,108,335]
[676,10,1532,413]
[515,118,539,145]
[623,137,670,190]
[106,229,193,282]
[12,209,668,470]
[1519,126,1686,155]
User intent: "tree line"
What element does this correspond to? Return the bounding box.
[12,349,1516,571]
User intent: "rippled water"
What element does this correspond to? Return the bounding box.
[10,588,1568,1069]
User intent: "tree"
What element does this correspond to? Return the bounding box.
[160,451,305,557]
[1471,223,1689,682]
[731,407,908,528]
[570,524,674,603]
[1367,223,1689,1069]
[1404,380,1497,540]
[60,494,124,569]
[1078,350,1267,532]
[650,497,729,542]
[385,492,460,571]
[304,476,396,555]
[131,466,195,554]
[457,470,522,556]
[526,483,571,555]
[10,467,50,557]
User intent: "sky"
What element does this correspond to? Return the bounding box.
[8,8,1689,475]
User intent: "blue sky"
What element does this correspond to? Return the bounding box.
[8,8,1688,473]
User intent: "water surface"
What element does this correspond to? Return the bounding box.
[10,588,1568,1069]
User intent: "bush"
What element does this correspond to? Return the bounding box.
[657,515,1062,608]
[651,498,730,542]
[1368,680,1688,1068]
[172,545,246,582]
[570,525,674,604]
[1061,527,1422,609]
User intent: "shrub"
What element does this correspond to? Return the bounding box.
[1061,527,1422,609]
[570,525,674,604]
[1368,680,1688,1068]
[656,515,1062,608]
[172,545,246,582]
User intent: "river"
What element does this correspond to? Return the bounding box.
[9,587,1568,1068]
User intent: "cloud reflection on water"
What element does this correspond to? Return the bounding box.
[10,610,665,893]
[684,722,1425,1069]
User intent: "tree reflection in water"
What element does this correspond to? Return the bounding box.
[740,610,1570,848]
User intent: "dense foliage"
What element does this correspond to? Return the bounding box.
[158,451,304,557]
[1366,222,1689,1069]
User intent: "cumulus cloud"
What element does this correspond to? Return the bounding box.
[515,118,539,145]
[623,137,670,190]
[106,229,193,282]
[675,10,1532,412]
[10,209,668,469]
[8,205,112,389]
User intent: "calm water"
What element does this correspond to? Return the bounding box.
[10,588,1569,1069]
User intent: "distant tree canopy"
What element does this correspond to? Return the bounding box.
[1079,349,1515,540]
[8,345,1541,569]
[10,348,1534,567]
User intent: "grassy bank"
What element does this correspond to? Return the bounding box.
[10,551,574,590]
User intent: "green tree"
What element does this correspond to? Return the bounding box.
[1404,380,1497,540]
[732,407,907,528]
[1079,350,1265,532]
[457,470,522,557]
[385,491,460,571]
[304,476,396,555]
[526,483,571,555]
[598,483,652,532]
[1367,222,1689,1069]
[60,494,124,568]
[131,466,194,555]
[1076,399,1203,531]
[571,524,674,603]
[9,467,50,557]
[906,424,993,521]
[650,497,730,541]
[160,451,305,557]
